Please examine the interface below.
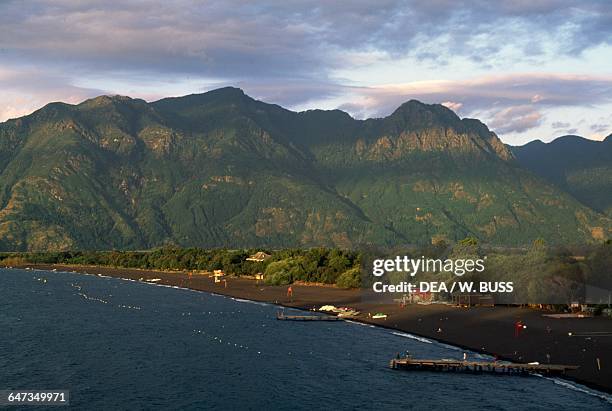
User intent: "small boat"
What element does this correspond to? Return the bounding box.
[145,278,162,283]
[337,310,360,318]
[372,313,388,319]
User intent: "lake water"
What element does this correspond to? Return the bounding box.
[1,268,611,410]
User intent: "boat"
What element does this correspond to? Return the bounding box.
[145,278,162,283]
[319,305,359,316]
[372,313,387,319]
[337,310,360,318]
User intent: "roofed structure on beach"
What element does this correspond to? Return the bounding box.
[246,251,272,262]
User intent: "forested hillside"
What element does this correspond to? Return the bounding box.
[0,88,608,250]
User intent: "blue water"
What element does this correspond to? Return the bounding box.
[1,269,611,410]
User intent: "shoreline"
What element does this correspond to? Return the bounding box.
[7,263,612,395]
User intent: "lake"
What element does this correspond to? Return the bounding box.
[1,269,610,410]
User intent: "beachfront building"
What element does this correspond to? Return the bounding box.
[213,269,225,283]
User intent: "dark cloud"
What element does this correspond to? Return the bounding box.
[1,0,610,84]
[550,122,578,135]
[590,123,610,134]
[552,121,571,129]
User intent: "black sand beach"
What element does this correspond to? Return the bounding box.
[11,263,612,393]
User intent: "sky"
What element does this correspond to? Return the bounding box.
[1,0,611,145]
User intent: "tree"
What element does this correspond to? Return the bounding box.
[336,267,361,288]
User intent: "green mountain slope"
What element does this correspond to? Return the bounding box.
[0,88,608,250]
[511,135,612,216]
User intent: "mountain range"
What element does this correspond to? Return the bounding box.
[0,87,609,251]
[511,135,612,217]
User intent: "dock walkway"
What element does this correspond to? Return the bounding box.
[390,358,578,376]
[276,311,341,321]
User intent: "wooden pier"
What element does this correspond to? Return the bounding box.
[389,358,578,376]
[276,311,341,321]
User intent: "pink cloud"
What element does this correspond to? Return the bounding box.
[441,101,463,111]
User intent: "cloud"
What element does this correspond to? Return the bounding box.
[441,101,463,112]
[0,1,611,141]
[322,73,612,135]
[488,106,543,134]
[1,0,611,83]
[333,74,612,115]
[2,61,611,141]
[234,80,346,107]
[552,121,571,129]
[0,67,105,121]
[590,123,610,134]
[551,121,581,135]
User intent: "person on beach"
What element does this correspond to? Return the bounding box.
[514,320,524,337]
[287,286,293,298]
